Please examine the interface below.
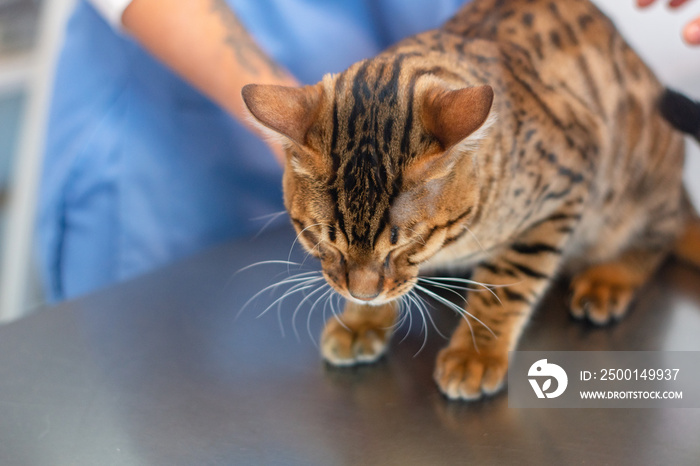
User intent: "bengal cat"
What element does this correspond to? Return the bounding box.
[242,0,700,401]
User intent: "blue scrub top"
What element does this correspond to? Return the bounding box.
[38,0,468,301]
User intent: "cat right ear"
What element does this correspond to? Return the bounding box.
[241,83,323,148]
[421,84,494,151]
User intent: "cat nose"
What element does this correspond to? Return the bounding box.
[346,265,382,301]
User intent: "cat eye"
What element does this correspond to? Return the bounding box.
[390,226,399,245]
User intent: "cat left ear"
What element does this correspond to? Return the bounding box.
[242,83,323,147]
[421,85,494,150]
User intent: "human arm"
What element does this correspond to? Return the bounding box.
[119,0,299,163]
[637,0,700,45]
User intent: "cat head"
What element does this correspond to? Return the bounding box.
[243,58,494,305]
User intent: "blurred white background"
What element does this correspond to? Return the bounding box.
[591,0,700,204]
[0,0,697,320]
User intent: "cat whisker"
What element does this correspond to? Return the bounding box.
[464,225,492,258]
[323,294,336,336]
[332,293,344,324]
[324,292,348,340]
[387,298,406,331]
[404,288,449,341]
[287,222,332,272]
[405,227,427,245]
[324,289,342,329]
[321,288,330,334]
[292,283,329,342]
[408,287,428,316]
[307,287,336,348]
[233,260,306,279]
[411,292,430,356]
[414,284,497,352]
[386,298,413,347]
[250,210,287,222]
[406,292,420,343]
[417,278,470,303]
[276,299,286,338]
[267,269,321,286]
[236,273,323,320]
[415,284,478,353]
[329,292,350,332]
[230,260,310,293]
[422,275,518,307]
[422,275,517,289]
[421,299,448,340]
[415,280,491,350]
[392,296,409,341]
[256,280,322,320]
[300,239,324,267]
[423,277,499,308]
[383,298,408,333]
[420,281,479,294]
[275,272,318,338]
[391,286,430,354]
[252,210,288,238]
[264,274,322,301]
[397,293,416,344]
[324,292,335,329]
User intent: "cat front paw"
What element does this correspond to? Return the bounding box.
[320,316,392,366]
[434,346,508,401]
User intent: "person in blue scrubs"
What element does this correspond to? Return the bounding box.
[37,0,469,301]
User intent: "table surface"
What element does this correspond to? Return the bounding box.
[1,225,700,466]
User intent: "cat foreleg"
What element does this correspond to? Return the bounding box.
[433,214,578,401]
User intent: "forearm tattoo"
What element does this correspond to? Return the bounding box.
[210,0,286,77]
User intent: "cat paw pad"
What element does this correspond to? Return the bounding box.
[321,318,391,366]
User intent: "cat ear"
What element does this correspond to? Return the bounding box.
[421,84,494,150]
[241,83,323,147]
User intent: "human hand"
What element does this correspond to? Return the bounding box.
[637,0,700,45]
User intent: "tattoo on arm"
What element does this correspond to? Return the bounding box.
[210,0,287,78]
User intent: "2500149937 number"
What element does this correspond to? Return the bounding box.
[599,369,680,381]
